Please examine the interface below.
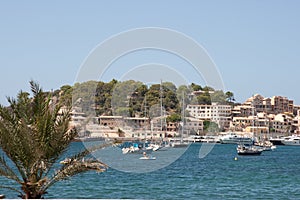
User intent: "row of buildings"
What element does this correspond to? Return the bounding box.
[187,94,300,134]
[70,94,300,139]
[70,107,203,139]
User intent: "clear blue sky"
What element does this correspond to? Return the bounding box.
[1,1,300,105]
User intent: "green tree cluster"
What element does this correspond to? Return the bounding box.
[57,80,234,117]
[203,120,220,133]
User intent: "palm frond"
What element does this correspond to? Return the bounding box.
[0,185,23,197]
[0,156,21,183]
[0,119,29,182]
[44,159,107,191]
[64,141,114,162]
[44,141,113,189]
[30,80,42,98]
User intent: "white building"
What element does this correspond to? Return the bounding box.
[272,113,293,133]
[186,103,231,130]
[292,110,300,134]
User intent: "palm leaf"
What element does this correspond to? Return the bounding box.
[44,141,113,190]
[0,185,23,197]
[0,156,21,183]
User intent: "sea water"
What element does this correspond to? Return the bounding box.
[1,142,300,199]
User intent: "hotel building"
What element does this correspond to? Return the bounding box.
[186,102,232,130]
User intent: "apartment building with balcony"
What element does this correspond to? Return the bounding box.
[242,94,294,115]
[271,96,294,114]
[231,112,270,133]
[292,110,300,134]
[232,105,254,117]
[244,94,272,113]
[271,113,293,133]
[185,117,203,134]
[186,102,231,130]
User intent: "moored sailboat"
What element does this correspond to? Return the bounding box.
[171,91,189,148]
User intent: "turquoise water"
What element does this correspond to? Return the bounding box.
[1,143,300,199]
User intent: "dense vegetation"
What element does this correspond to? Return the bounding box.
[54,80,235,117]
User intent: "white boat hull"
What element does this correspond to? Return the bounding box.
[139,156,156,160]
[282,141,300,145]
[220,138,253,145]
[281,135,300,146]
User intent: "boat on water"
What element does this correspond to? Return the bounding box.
[139,156,156,160]
[237,144,263,155]
[169,138,190,148]
[281,135,300,146]
[171,141,190,148]
[170,92,190,148]
[121,141,160,154]
[254,140,276,151]
[269,137,285,145]
[219,132,254,145]
[270,135,300,146]
[139,152,156,160]
[196,135,220,143]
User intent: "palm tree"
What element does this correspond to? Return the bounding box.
[0,81,109,199]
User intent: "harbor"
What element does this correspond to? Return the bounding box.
[1,1,300,198]
[2,142,299,199]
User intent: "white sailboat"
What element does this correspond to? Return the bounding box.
[253,112,276,151]
[237,100,262,155]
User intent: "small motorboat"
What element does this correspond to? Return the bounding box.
[140,152,156,160]
[237,144,263,156]
[139,156,156,160]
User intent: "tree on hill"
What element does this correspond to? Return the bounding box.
[59,85,73,106]
[211,90,227,104]
[225,91,235,103]
[162,82,177,93]
[197,91,212,105]
[202,86,215,92]
[190,83,202,91]
[72,81,99,115]
[130,84,148,117]
[95,79,118,116]
[145,84,161,108]
[145,83,179,114]
[176,85,192,110]
[0,81,109,199]
[111,80,144,117]
[166,113,181,123]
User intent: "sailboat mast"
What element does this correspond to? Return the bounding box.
[251,95,258,143]
[144,97,147,139]
[160,80,163,131]
[182,91,185,140]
